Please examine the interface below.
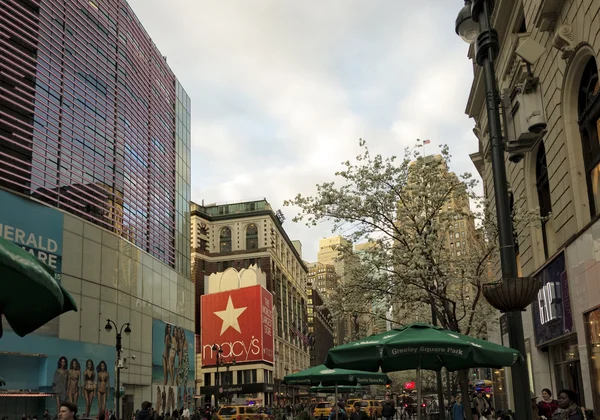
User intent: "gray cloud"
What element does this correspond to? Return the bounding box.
[128,0,480,261]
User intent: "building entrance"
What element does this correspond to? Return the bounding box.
[551,337,585,407]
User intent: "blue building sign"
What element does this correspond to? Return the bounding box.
[532,252,573,346]
[0,188,64,336]
[0,189,64,276]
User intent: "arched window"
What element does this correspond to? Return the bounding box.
[219,227,232,253]
[577,56,600,216]
[536,142,552,259]
[246,224,258,250]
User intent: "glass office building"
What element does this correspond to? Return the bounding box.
[0,0,190,273]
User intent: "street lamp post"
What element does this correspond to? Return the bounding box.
[220,358,236,404]
[455,1,533,420]
[284,366,289,404]
[104,319,131,420]
[212,344,224,407]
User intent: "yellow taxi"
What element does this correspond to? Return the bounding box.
[358,400,382,418]
[313,401,333,419]
[217,406,263,420]
[345,399,360,411]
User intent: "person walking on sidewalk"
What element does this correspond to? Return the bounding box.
[382,397,395,420]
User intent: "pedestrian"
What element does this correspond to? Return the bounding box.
[450,395,465,420]
[183,406,190,419]
[470,394,479,420]
[136,402,154,420]
[475,391,491,420]
[538,389,558,419]
[382,396,395,420]
[58,402,78,420]
[349,403,369,420]
[43,410,51,420]
[552,389,584,420]
[109,410,117,420]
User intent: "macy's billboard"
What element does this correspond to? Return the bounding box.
[201,285,274,366]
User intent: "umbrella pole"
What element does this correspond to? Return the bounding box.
[416,357,422,420]
[335,383,339,420]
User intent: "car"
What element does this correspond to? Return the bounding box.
[358,400,382,418]
[217,406,263,420]
[345,399,361,411]
[313,402,332,419]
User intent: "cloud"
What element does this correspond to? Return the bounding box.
[128,0,479,261]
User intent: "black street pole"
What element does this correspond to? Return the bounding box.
[105,320,131,420]
[457,1,533,419]
[212,345,222,408]
[430,307,445,418]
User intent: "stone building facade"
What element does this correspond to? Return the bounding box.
[190,200,310,405]
[467,0,600,412]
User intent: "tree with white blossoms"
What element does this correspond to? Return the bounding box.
[285,140,538,417]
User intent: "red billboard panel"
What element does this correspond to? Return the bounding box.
[201,285,274,366]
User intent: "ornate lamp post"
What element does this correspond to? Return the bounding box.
[212,344,224,407]
[455,1,542,419]
[104,319,131,420]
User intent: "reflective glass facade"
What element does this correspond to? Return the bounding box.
[175,81,191,278]
[0,0,189,269]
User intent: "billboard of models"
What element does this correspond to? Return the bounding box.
[151,320,195,414]
[47,354,114,418]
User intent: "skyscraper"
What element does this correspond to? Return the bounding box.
[0,2,194,417]
[0,0,191,275]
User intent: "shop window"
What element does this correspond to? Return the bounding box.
[586,308,600,412]
[219,227,232,253]
[536,142,552,259]
[577,57,600,217]
[246,224,258,250]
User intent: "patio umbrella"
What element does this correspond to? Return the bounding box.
[0,236,77,338]
[284,364,390,417]
[309,384,363,394]
[283,364,391,386]
[324,323,522,420]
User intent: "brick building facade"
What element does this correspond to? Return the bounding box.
[190,200,310,404]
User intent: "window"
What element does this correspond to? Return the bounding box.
[204,372,211,387]
[585,308,600,413]
[536,142,552,259]
[455,232,460,239]
[219,227,232,252]
[246,224,258,250]
[461,231,466,237]
[578,57,600,216]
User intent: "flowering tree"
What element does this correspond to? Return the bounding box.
[285,140,536,417]
[285,140,494,336]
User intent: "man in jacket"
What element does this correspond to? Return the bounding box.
[382,397,395,420]
[136,401,154,420]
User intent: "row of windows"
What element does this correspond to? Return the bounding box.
[528,56,598,262]
[219,224,259,253]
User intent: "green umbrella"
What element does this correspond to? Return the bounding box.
[284,364,390,415]
[0,236,77,338]
[309,384,363,394]
[283,364,391,386]
[325,323,522,372]
[325,323,522,420]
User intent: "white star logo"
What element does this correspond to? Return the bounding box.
[214,296,247,335]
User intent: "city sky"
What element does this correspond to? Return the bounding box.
[128,0,480,262]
